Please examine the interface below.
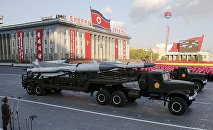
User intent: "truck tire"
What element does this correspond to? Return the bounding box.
[26,83,35,95]
[96,89,111,105]
[187,100,192,108]
[111,91,127,107]
[35,86,47,96]
[193,82,203,92]
[168,97,187,115]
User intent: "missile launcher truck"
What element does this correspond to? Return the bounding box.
[170,66,207,92]
[22,68,197,115]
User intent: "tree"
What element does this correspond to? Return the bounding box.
[161,56,168,61]
[130,48,159,60]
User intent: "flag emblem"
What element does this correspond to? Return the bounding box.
[97,17,101,24]
[91,8,111,30]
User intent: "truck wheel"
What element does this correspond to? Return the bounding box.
[168,97,187,115]
[35,86,46,96]
[187,100,193,108]
[111,91,127,107]
[26,84,35,95]
[96,89,111,105]
[193,82,203,92]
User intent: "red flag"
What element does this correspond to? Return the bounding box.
[85,32,91,60]
[70,29,76,59]
[123,40,126,59]
[17,31,24,63]
[91,8,111,30]
[36,28,43,61]
[115,38,118,60]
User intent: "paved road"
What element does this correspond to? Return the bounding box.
[0,66,212,130]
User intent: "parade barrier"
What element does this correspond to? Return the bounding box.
[140,63,213,81]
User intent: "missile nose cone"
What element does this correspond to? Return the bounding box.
[143,62,155,68]
[99,63,118,71]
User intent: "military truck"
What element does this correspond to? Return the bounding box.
[170,66,207,92]
[22,69,196,115]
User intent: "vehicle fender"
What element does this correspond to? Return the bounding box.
[167,90,189,101]
[190,79,203,85]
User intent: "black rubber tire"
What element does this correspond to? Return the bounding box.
[193,82,203,92]
[26,83,35,95]
[35,86,47,96]
[187,100,193,108]
[96,89,111,105]
[168,97,187,115]
[111,91,127,107]
[127,97,137,102]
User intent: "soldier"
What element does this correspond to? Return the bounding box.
[1,97,10,130]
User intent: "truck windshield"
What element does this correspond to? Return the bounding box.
[163,73,170,81]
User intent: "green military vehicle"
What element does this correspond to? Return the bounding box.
[170,66,207,92]
[22,69,197,115]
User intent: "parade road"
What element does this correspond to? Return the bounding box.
[0,66,212,130]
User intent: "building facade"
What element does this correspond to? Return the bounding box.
[0,18,130,62]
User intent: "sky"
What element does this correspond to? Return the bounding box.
[1,0,213,52]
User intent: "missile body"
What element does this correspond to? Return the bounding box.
[27,67,61,73]
[27,59,155,74]
[27,62,119,73]
[100,61,155,68]
[61,63,119,72]
[121,62,155,68]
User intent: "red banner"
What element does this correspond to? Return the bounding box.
[70,29,76,59]
[85,32,91,60]
[36,29,43,61]
[91,9,111,30]
[115,38,118,60]
[123,40,126,59]
[17,31,24,62]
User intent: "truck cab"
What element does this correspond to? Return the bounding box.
[170,66,207,92]
[136,70,197,115]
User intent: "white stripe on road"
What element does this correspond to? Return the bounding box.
[0,96,205,130]
[195,101,212,105]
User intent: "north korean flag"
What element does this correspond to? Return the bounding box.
[91,9,111,30]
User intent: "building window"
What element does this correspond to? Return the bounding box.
[79,32,82,38]
[45,48,47,54]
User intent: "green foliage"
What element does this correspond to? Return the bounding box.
[130,48,159,60]
[161,56,168,61]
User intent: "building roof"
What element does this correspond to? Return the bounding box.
[0,18,131,39]
[167,35,204,53]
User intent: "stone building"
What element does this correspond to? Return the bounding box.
[0,17,130,62]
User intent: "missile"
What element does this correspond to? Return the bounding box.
[61,63,120,72]
[27,67,61,73]
[97,60,155,69]
[32,59,67,67]
[27,61,120,73]
[27,59,155,74]
[119,62,155,68]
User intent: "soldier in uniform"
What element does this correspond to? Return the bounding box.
[1,97,10,130]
